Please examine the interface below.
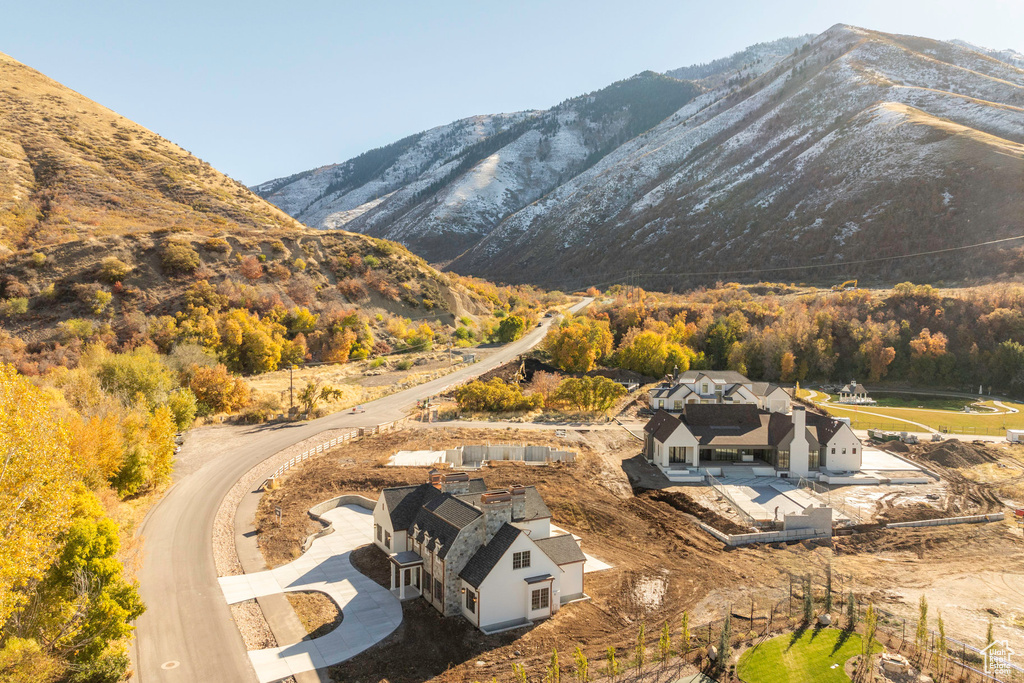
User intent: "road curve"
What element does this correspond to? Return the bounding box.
[132,298,592,682]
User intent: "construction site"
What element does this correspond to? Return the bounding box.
[249,420,1024,683]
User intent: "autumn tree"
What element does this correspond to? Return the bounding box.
[0,365,78,625]
[544,316,613,373]
[189,364,251,415]
[551,376,626,414]
[297,379,345,416]
[496,315,528,343]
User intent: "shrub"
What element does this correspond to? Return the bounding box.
[91,290,113,315]
[551,376,627,414]
[29,252,46,268]
[496,315,527,343]
[98,256,132,283]
[0,297,28,317]
[270,240,287,254]
[362,255,380,269]
[167,387,198,431]
[293,258,307,271]
[455,378,543,412]
[189,363,251,415]
[58,318,97,341]
[396,359,414,371]
[203,237,231,253]
[97,347,176,407]
[160,240,201,275]
[238,255,263,281]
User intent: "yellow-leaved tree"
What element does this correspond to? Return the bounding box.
[0,364,78,624]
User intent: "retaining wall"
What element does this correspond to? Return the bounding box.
[445,444,576,467]
[885,512,1004,528]
[302,494,378,551]
[695,521,832,546]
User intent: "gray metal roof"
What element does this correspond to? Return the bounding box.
[459,523,522,588]
[456,486,551,522]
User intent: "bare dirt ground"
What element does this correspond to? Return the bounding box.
[251,428,1024,681]
[285,592,343,640]
[255,427,794,681]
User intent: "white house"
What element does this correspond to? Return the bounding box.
[837,380,873,405]
[650,370,791,414]
[373,472,586,633]
[643,404,862,477]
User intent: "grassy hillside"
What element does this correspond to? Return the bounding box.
[0,51,302,253]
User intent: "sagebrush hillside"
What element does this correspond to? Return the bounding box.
[0,51,302,253]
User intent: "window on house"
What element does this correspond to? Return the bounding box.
[424,571,432,592]
[658,400,665,408]
[465,588,476,613]
[842,448,847,455]
[702,384,709,393]
[531,587,550,611]
[513,551,531,570]
[384,531,391,549]
[831,447,836,454]
[376,524,382,541]
[673,400,682,410]
[434,578,444,601]
[852,447,857,454]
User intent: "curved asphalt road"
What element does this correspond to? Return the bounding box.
[132,298,592,682]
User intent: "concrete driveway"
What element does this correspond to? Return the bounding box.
[218,506,401,683]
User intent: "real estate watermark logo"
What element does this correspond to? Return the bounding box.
[983,640,1014,676]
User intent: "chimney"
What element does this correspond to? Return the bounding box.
[789,405,810,477]
[439,471,470,495]
[479,490,512,542]
[510,485,527,520]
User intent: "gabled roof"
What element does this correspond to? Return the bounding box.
[749,382,786,397]
[807,411,845,444]
[382,484,441,530]
[677,370,752,384]
[840,381,868,394]
[456,486,551,522]
[644,409,678,435]
[408,492,482,560]
[682,404,761,428]
[534,534,586,566]
[459,523,522,588]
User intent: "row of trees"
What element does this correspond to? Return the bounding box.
[454,375,627,415]
[0,364,145,682]
[547,283,1024,393]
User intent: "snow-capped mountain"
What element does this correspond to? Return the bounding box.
[254,73,700,263]
[259,25,1024,288]
[450,25,1024,287]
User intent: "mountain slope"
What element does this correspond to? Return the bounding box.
[664,34,813,88]
[0,51,303,254]
[254,72,701,263]
[451,25,1024,287]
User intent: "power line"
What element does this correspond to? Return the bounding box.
[550,233,1024,292]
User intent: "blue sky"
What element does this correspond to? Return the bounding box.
[3,0,1021,185]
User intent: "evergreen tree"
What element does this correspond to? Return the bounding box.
[863,604,878,668]
[937,612,947,674]
[545,648,559,683]
[825,563,833,614]
[847,591,857,630]
[718,613,732,671]
[803,574,814,623]
[512,663,529,683]
[916,594,929,658]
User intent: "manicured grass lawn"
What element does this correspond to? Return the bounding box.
[871,392,980,411]
[737,627,877,683]
[822,402,1024,434]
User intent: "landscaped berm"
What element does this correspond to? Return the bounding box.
[737,627,879,683]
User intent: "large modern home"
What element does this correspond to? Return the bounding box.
[649,370,792,414]
[643,404,862,478]
[372,472,586,634]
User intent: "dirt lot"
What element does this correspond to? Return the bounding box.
[253,429,1024,681]
[285,592,342,640]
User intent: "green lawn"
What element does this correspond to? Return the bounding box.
[870,392,980,411]
[822,402,1024,434]
[737,628,876,683]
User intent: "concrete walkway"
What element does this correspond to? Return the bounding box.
[219,506,401,683]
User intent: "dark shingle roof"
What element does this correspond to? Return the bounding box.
[456,487,551,522]
[807,411,844,444]
[422,494,482,529]
[534,534,586,565]
[382,484,439,530]
[459,523,522,588]
[682,404,761,428]
[645,409,682,443]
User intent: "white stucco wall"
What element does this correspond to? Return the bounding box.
[514,517,551,539]
[474,533,562,630]
[558,561,585,600]
[824,424,862,471]
[653,426,699,468]
[372,496,396,553]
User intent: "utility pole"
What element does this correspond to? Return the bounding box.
[289,365,295,411]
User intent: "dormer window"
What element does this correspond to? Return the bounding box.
[702,383,709,393]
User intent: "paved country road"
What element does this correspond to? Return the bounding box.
[132,298,592,682]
